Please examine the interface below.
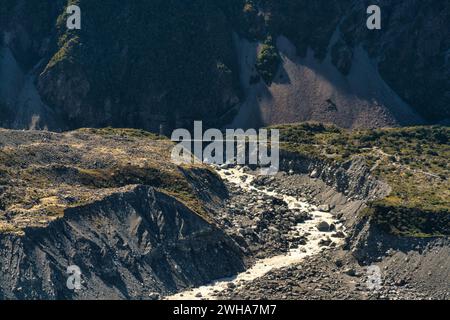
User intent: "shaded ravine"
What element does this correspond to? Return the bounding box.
[167,167,346,300]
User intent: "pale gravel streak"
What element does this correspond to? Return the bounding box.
[167,167,345,300]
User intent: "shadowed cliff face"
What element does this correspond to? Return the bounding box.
[0,127,242,300]
[338,0,450,123]
[0,186,245,299]
[0,128,245,299]
[0,0,449,131]
[0,0,242,132]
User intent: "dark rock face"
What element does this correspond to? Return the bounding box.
[1,0,449,131]
[339,0,450,123]
[280,153,391,202]
[0,0,241,132]
[0,186,245,299]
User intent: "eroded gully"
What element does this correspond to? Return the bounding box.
[167,166,346,300]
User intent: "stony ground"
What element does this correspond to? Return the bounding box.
[207,165,449,300]
[220,249,434,300]
[214,173,310,259]
[211,166,349,259]
[1,129,448,300]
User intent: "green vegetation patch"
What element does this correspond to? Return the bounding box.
[76,127,166,140]
[256,36,281,85]
[365,203,450,238]
[274,123,450,237]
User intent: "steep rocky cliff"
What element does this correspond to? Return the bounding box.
[0,186,244,299]
[0,128,245,299]
[1,0,448,131]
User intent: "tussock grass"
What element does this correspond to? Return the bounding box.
[275,123,450,237]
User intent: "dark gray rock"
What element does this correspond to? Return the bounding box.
[0,186,245,300]
[316,221,330,232]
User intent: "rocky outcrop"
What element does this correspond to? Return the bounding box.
[340,0,450,123]
[0,46,62,130]
[0,186,245,299]
[280,152,390,202]
[0,129,247,299]
[213,152,449,300]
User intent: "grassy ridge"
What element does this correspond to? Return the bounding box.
[275,123,450,237]
[0,128,214,234]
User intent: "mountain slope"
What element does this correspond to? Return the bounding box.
[230,0,448,128]
[0,128,245,299]
[0,185,245,299]
[231,35,424,129]
[0,0,449,131]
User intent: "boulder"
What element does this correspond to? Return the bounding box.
[318,204,331,212]
[316,221,330,232]
[344,268,356,276]
[331,231,346,238]
[310,169,319,179]
[149,292,160,300]
[227,282,237,289]
[319,238,332,247]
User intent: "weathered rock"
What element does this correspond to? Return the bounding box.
[149,292,160,300]
[316,221,330,232]
[227,282,236,289]
[310,169,320,179]
[0,186,245,299]
[319,238,333,247]
[331,231,346,238]
[318,204,331,212]
[344,268,356,277]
